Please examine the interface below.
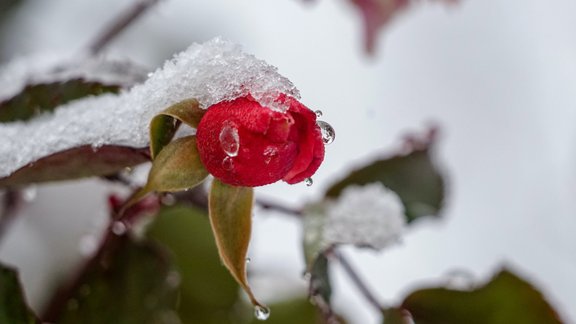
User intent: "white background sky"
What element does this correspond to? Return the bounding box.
[1,0,576,323]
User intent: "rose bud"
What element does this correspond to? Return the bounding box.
[196,94,325,187]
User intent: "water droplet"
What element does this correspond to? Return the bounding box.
[305,178,313,186]
[112,221,127,235]
[314,110,323,118]
[219,121,240,157]
[165,271,181,288]
[79,235,99,256]
[161,193,176,206]
[246,257,251,264]
[317,120,335,145]
[21,186,37,202]
[222,156,234,171]
[254,305,270,321]
[263,146,278,164]
[302,272,312,281]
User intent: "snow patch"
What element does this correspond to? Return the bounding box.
[323,183,406,250]
[0,38,299,178]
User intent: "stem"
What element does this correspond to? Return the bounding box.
[256,197,303,217]
[88,0,161,54]
[333,251,384,313]
[0,190,21,245]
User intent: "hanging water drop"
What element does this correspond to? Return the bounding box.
[246,257,251,264]
[314,110,323,118]
[305,178,313,186]
[21,186,37,202]
[222,156,234,171]
[112,221,127,235]
[219,121,240,157]
[316,120,335,145]
[254,305,270,321]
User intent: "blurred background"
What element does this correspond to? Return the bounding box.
[1,0,575,323]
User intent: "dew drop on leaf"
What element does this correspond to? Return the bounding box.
[246,257,251,264]
[254,305,270,321]
[111,221,127,235]
[219,121,240,157]
[317,120,335,145]
[222,156,234,171]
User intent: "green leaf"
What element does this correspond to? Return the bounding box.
[325,146,444,223]
[0,263,38,324]
[208,179,264,309]
[0,145,149,188]
[309,254,332,307]
[0,79,119,123]
[123,136,208,212]
[393,268,563,324]
[149,99,205,159]
[302,202,328,270]
[57,237,179,324]
[147,205,241,324]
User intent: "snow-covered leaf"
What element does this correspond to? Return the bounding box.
[53,237,179,324]
[149,98,205,159]
[208,179,265,310]
[0,145,149,188]
[349,0,458,54]
[0,79,119,123]
[0,38,298,179]
[0,263,37,324]
[326,142,444,223]
[388,268,563,324]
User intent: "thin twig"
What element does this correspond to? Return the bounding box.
[88,0,162,54]
[256,197,303,217]
[333,251,384,313]
[0,190,21,245]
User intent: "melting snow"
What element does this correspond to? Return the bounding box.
[0,38,300,178]
[323,182,406,250]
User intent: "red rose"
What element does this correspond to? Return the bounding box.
[196,94,325,187]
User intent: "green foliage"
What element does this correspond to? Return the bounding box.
[326,146,444,223]
[148,205,241,324]
[0,263,38,324]
[57,237,179,324]
[208,179,264,309]
[0,145,149,187]
[389,268,563,324]
[0,79,119,123]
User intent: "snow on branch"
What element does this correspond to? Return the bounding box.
[0,38,300,178]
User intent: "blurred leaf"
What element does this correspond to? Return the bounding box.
[325,146,444,223]
[148,204,241,324]
[302,203,328,269]
[209,179,264,309]
[150,99,205,159]
[382,308,409,324]
[309,254,332,306]
[0,79,119,123]
[393,268,563,324]
[0,263,38,324]
[0,145,149,188]
[349,0,458,54]
[247,298,320,324]
[56,237,179,324]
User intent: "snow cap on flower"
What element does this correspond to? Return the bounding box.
[196,94,325,187]
[323,182,406,250]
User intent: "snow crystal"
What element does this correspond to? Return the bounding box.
[0,38,300,178]
[323,183,406,250]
